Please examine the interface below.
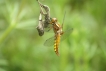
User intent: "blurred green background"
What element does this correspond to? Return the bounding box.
[0,0,106,71]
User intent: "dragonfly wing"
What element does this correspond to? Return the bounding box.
[44,24,53,32]
[44,36,54,47]
[61,28,73,41]
[44,28,73,47]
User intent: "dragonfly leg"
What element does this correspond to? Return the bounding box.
[46,25,53,32]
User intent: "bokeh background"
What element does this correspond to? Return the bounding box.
[0,0,106,71]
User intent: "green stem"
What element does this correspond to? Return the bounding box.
[0,24,16,44]
[0,0,26,45]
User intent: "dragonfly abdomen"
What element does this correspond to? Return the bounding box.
[54,33,61,56]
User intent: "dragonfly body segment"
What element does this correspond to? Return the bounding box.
[54,33,61,56]
[50,18,63,35]
[50,18,64,56]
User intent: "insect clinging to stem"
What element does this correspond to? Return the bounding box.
[44,12,73,56]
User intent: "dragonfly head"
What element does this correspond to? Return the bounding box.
[51,18,57,24]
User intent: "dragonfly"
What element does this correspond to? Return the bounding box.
[44,12,73,56]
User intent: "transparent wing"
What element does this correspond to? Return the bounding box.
[44,24,53,32]
[44,28,73,47]
[44,36,54,47]
[61,28,73,41]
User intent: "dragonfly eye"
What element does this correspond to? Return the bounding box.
[51,18,57,23]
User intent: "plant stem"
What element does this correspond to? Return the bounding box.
[0,24,16,44]
[0,0,25,45]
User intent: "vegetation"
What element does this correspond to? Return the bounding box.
[0,0,106,71]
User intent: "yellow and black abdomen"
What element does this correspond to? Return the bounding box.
[54,33,61,56]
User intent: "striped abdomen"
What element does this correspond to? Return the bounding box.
[54,33,61,56]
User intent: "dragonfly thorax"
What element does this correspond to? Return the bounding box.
[57,28,63,35]
[50,18,64,35]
